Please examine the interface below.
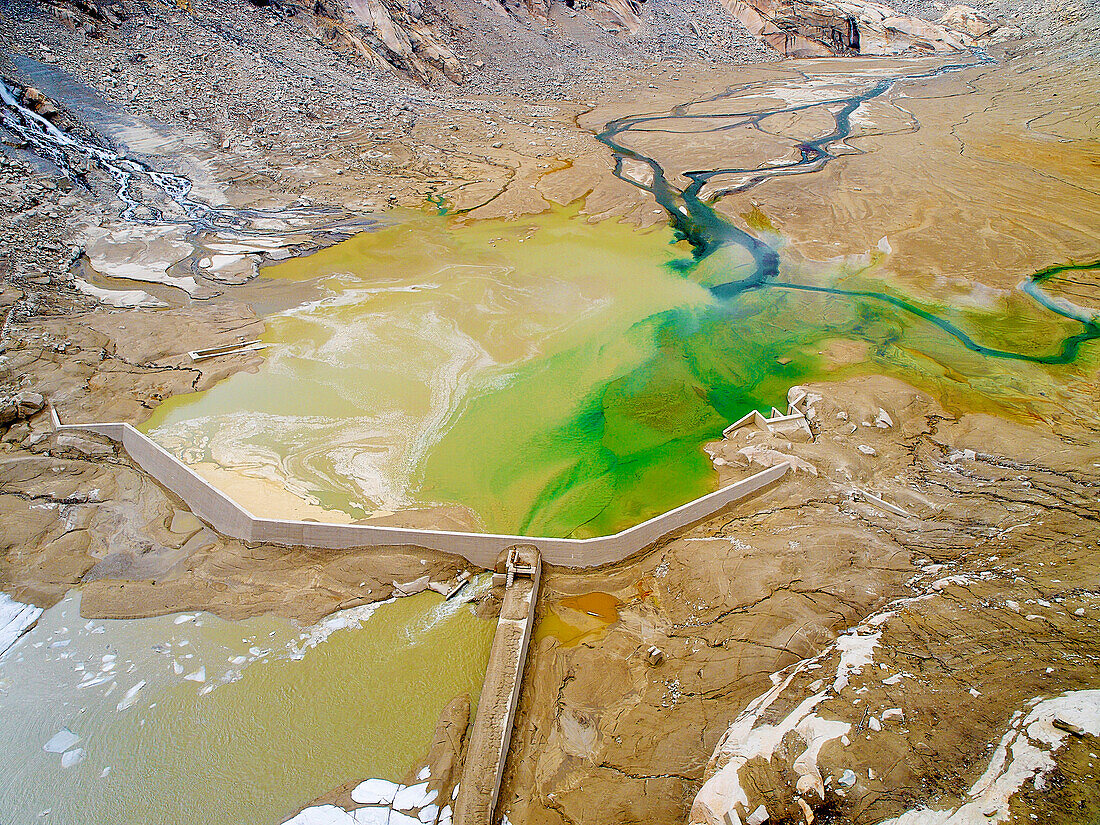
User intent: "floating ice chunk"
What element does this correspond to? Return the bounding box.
[868,716,882,731]
[877,236,892,254]
[174,614,196,625]
[172,661,184,675]
[351,778,399,805]
[882,708,904,722]
[838,769,857,787]
[747,804,770,825]
[0,593,44,657]
[61,748,85,769]
[393,782,433,810]
[282,804,357,825]
[418,804,439,823]
[44,729,80,753]
[351,809,390,825]
[184,667,206,682]
[857,445,877,456]
[100,767,111,778]
[417,766,431,781]
[875,409,894,428]
[970,688,982,697]
[452,785,459,800]
[116,680,147,711]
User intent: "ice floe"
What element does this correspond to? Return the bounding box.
[60,748,85,769]
[116,679,147,711]
[351,778,400,805]
[43,729,80,753]
[392,781,433,810]
[0,593,44,657]
[291,775,452,825]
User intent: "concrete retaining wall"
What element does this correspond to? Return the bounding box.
[53,416,789,569]
[454,551,542,825]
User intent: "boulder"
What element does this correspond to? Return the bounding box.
[53,432,117,461]
[13,391,45,418]
[938,4,999,38]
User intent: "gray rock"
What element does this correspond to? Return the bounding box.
[53,433,116,461]
[2,422,30,443]
[13,391,45,418]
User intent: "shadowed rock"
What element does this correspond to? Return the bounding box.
[718,0,973,57]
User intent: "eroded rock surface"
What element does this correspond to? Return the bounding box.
[718,0,974,57]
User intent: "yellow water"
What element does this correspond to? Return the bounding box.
[0,590,494,825]
[537,592,622,647]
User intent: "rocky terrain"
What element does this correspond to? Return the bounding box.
[0,0,1097,823]
[499,376,1100,825]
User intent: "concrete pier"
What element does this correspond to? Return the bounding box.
[454,545,541,825]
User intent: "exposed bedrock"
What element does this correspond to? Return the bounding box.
[716,0,980,57]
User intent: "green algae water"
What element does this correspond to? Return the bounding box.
[143,202,1097,538]
[143,60,1099,539]
[0,590,494,825]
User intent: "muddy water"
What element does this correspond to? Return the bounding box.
[0,587,494,825]
[145,55,1098,539]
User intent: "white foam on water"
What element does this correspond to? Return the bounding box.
[290,600,396,660]
[406,573,491,643]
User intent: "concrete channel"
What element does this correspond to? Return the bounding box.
[453,545,541,825]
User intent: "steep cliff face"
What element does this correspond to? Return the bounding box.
[715,0,975,56]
